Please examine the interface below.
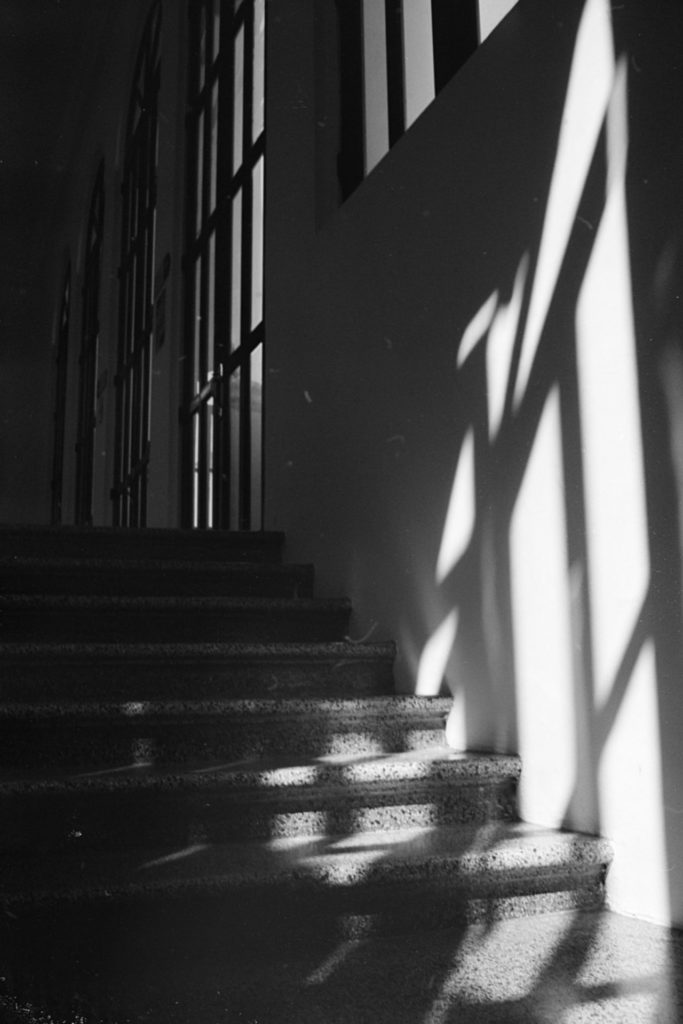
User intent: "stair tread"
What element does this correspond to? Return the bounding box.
[0,640,395,660]
[0,695,451,720]
[0,822,613,905]
[0,748,521,795]
[0,557,309,572]
[0,526,285,547]
[0,594,349,610]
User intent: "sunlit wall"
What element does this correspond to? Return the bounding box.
[265,0,683,924]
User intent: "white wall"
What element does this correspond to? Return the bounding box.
[265,0,683,926]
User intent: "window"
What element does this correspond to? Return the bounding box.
[75,162,105,526]
[112,0,161,527]
[182,0,265,530]
[333,0,480,199]
[51,261,71,525]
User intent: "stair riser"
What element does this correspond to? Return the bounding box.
[0,528,284,563]
[0,566,314,598]
[0,607,350,643]
[2,782,518,852]
[0,656,396,701]
[1,720,449,770]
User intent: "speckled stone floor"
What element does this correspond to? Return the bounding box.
[204,909,683,1024]
[3,908,682,1023]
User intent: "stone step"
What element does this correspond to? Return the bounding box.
[0,595,351,643]
[0,822,612,925]
[0,557,315,597]
[0,641,396,701]
[9,909,662,1024]
[0,525,285,562]
[0,750,520,853]
[0,696,452,770]
[0,825,613,1023]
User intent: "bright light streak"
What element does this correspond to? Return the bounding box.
[258,765,319,787]
[514,0,615,409]
[419,917,566,1024]
[401,0,435,129]
[599,641,670,924]
[444,687,466,749]
[306,939,361,986]
[457,292,498,367]
[576,58,669,922]
[575,63,649,706]
[141,843,209,869]
[478,0,520,43]
[361,0,390,174]
[435,429,475,583]
[486,254,528,440]
[511,387,576,827]
[416,609,458,697]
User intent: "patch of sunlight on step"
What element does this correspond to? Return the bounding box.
[256,765,320,787]
[324,733,388,755]
[420,919,567,1024]
[74,761,154,778]
[270,811,329,835]
[339,760,433,782]
[267,831,426,882]
[306,939,362,986]
[421,913,676,1024]
[122,701,149,715]
[269,803,442,838]
[140,843,210,869]
[314,748,467,766]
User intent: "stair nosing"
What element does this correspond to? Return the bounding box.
[0,750,522,796]
[0,595,349,610]
[0,557,312,573]
[0,640,395,660]
[0,824,613,907]
[0,695,452,720]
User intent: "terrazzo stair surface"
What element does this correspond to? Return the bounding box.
[0,824,611,929]
[0,641,397,700]
[0,695,453,770]
[0,525,285,562]
[0,749,521,852]
[5,909,680,1024]
[0,557,315,596]
[0,594,351,643]
[0,526,613,1023]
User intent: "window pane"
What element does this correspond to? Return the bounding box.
[209,80,219,214]
[193,258,202,389]
[198,4,207,91]
[230,188,242,350]
[192,412,200,527]
[229,368,241,528]
[252,0,266,142]
[232,25,244,174]
[212,0,221,61]
[207,232,216,375]
[250,345,263,529]
[206,397,215,528]
[250,155,264,329]
[402,0,435,128]
[196,110,205,236]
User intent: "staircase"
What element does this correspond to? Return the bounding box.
[0,527,612,1023]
